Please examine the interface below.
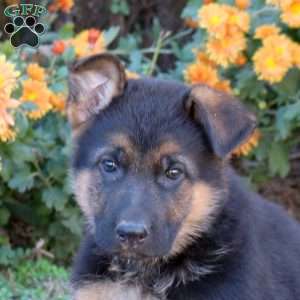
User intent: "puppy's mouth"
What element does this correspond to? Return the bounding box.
[108,254,159,275]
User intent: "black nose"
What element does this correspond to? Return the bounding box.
[116,222,148,244]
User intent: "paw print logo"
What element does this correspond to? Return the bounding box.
[4,16,45,48]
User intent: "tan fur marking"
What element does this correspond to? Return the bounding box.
[74,281,159,300]
[74,170,99,232]
[110,133,134,152]
[170,182,219,255]
[147,141,180,167]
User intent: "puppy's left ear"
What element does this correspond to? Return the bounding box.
[67,53,126,128]
[186,85,256,158]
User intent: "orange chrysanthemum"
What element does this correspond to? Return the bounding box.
[214,80,232,93]
[0,55,19,98]
[233,129,261,156]
[21,79,52,119]
[49,92,66,113]
[255,25,281,39]
[52,40,66,55]
[71,30,106,58]
[51,0,74,13]
[0,97,19,142]
[206,32,247,67]
[235,0,251,9]
[291,43,300,67]
[198,4,231,37]
[27,63,46,81]
[253,34,294,83]
[199,4,249,67]
[184,61,232,93]
[226,7,250,33]
[184,61,219,86]
[199,4,250,38]
[235,53,247,66]
[195,51,216,66]
[126,70,140,79]
[281,1,300,27]
[184,18,199,29]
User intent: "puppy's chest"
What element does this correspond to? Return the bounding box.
[74,281,160,300]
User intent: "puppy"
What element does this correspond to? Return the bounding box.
[67,54,300,300]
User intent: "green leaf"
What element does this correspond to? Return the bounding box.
[14,111,29,138]
[0,157,13,181]
[8,169,34,192]
[0,207,10,226]
[55,66,69,79]
[62,46,76,63]
[103,26,120,47]
[251,7,280,32]
[181,0,201,19]
[268,143,290,177]
[62,213,82,235]
[10,142,36,163]
[58,22,74,39]
[274,68,300,98]
[42,187,67,211]
[50,82,66,93]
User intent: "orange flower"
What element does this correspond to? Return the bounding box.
[291,42,300,67]
[195,51,216,66]
[206,32,247,67]
[0,97,19,142]
[235,0,251,9]
[199,4,250,38]
[255,25,281,39]
[184,18,199,29]
[253,34,294,83]
[21,79,52,119]
[88,29,101,44]
[27,63,46,81]
[71,30,106,58]
[235,53,247,65]
[214,80,232,93]
[233,129,261,156]
[52,40,66,55]
[126,70,140,79]
[0,55,19,98]
[184,61,219,86]
[198,4,230,37]
[52,0,74,13]
[281,1,300,27]
[49,92,66,113]
[184,60,232,93]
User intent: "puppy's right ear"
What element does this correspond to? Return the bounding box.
[67,53,126,128]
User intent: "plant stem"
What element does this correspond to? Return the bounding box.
[146,32,166,76]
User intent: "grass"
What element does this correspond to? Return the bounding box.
[0,259,71,300]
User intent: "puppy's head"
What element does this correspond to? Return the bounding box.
[68,54,256,259]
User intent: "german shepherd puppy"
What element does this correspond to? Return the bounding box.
[67,54,300,300]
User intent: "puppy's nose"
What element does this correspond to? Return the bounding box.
[116,222,148,244]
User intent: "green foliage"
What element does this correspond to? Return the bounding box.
[0,259,70,300]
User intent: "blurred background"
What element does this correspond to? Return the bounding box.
[0,0,299,299]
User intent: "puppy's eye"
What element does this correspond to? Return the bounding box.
[165,167,183,180]
[101,159,118,173]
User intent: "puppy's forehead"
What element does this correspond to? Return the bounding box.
[109,132,180,159]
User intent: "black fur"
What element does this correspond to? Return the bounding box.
[71,78,300,299]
